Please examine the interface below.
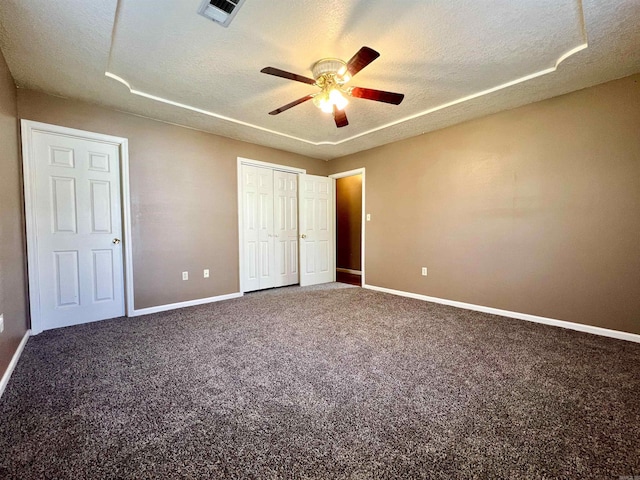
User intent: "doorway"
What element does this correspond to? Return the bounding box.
[330,169,365,287]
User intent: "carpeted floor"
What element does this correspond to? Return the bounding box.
[0,283,638,479]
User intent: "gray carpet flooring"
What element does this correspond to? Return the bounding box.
[0,283,639,479]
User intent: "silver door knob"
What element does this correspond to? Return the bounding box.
[112,238,121,245]
[301,234,307,239]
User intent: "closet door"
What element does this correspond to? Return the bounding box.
[242,165,274,292]
[299,174,334,286]
[273,171,298,287]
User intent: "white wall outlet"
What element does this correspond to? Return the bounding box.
[366,213,371,221]
[204,269,210,278]
[182,271,189,281]
[0,314,3,333]
[421,267,428,276]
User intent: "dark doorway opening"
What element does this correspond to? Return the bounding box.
[336,174,362,287]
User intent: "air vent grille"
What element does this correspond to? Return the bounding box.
[209,0,237,15]
[197,0,245,27]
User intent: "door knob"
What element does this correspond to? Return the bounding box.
[301,234,307,239]
[112,238,121,245]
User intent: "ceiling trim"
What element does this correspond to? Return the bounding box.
[106,43,586,147]
[105,2,588,148]
[105,72,316,145]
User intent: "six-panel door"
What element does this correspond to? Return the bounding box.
[241,165,275,291]
[299,174,335,286]
[33,131,125,330]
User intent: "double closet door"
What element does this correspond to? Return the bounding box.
[241,164,299,292]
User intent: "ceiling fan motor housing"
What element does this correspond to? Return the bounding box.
[312,58,348,83]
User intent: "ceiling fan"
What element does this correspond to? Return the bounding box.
[260,46,405,128]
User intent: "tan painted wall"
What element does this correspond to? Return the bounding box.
[328,74,640,335]
[10,75,640,336]
[336,175,362,271]
[0,49,28,376]
[17,90,327,309]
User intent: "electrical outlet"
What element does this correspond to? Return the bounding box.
[421,267,428,276]
[204,269,210,278]
[182,271,189,281]
[0,314,3,333]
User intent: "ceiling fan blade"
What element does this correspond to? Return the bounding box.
[268,95,315,115]
[350,87,405,105]
[345,46,380,78]
[261,67,316,85]
[333,105,349,128]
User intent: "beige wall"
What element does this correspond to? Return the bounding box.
[336,175,362,271]
[0,49,28,375]
[17,90,327,309]
[9,75,640,336]
[328,74,640,335]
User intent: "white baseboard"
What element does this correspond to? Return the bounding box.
[0,330,31,399]
[364,284,640,344]
[131,292,243,317]
[336,268,362,275]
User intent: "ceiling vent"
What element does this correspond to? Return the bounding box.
[197,0,245,27]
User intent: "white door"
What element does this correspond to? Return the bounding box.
[299,174,335,286]
[273,170,299,287]
[31,130,124,330]
[241,165,275,292]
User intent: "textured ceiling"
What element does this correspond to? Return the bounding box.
[1,0,639,160]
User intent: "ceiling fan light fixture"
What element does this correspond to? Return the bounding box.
[329,88,348,111]
[313,88,348,113]
[319,100,334,114]
[312,91,332,113]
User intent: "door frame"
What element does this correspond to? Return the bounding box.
[21,120,134,334]
[329,168,366,285]
[236,157,306,294]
